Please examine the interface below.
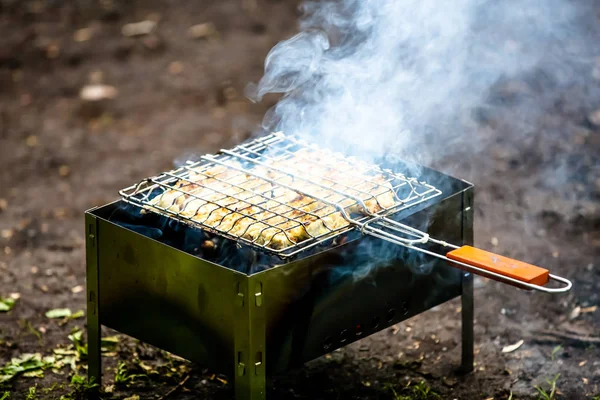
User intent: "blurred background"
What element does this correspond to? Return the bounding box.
[0,0,598,399]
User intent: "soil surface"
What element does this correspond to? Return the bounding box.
[0,1,599,399]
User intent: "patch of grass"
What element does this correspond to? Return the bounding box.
[0,353,51,383]
[386,380,440,400]
[25,385,37,400]
[67,329,87,360]
[66,329,119,361]
[45,308,73,319]
[71,374,99,391]
[586,344,596,352]
[0,298,15,312]
[19,320,42,343]
[41,383,63,395]
[114,361,146,385]
[535,373,560,400]
[59,375,99,400]
[550,345,563,360]
[412,381,439,399]
[46,309,85,327]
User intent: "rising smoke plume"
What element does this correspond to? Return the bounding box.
[247,0,592,169]
[243,0,598,281]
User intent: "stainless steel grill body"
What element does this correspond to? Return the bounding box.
[86,164,474,400]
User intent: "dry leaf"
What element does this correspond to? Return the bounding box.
[443,376,458,387]
[188,22,219,39]
[502,339,524,353]
[569,306,582,320]
[58,165,71,177]
[71,285,84,294]
[581,305,597,313]
[168,61,184,75]
[121,21,156,37]
[80,85,118,101]
[45,308,72,319]
[74,28,93,42]
[25,135,38,147]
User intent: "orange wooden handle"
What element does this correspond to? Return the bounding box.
[446,245,550,286]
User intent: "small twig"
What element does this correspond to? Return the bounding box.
[532,330,600,346]
[158,375,190,400]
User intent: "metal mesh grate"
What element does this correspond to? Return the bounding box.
[119,132,442,257]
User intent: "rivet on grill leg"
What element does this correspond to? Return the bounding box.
[387,308,396,323]
[372,316,381,330]
[400,301,409,316]
[237,352,246,376]
[340,329,348,343]
[355,324,363,336]
[254,351,263,376]
[254,282,263,307]
[323,336,333,350]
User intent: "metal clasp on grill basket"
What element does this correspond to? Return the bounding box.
[361,218,572,293]
[120,132,572,294]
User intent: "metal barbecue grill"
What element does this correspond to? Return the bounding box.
[86,132,572,400]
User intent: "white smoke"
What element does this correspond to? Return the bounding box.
[247,0,589,167]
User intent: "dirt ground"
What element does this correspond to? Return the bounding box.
[0,0,599,399]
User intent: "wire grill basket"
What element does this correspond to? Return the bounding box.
[119,132,441,258]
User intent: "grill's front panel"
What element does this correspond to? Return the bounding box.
[258,187,471,372]
[93,216,244,375]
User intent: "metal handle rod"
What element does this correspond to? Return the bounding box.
[362,219,572,294]
[201,156,572,293]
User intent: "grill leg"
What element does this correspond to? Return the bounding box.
[86,214,102,397]
[460,272,474,373]
[234,279,266,400]
[87,309,102,396]
[234,371,266,400]
[459,187,474,373]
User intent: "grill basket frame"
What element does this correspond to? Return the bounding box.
[119,133,442,258]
